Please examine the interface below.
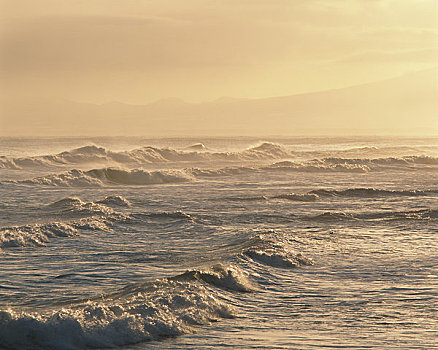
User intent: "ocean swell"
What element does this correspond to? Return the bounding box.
[0,196,195,249]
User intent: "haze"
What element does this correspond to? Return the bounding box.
[0,0,437,136]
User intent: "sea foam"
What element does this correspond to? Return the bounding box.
[0,279,233,350]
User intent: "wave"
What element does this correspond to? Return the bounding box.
[321,156,438,167]
[189,166,257,177]
[2,143,437,175]
[175,264,254,292]
[17,168,194,187]
[226,195,268,202]
[185,143,207,151]
[2,164,379,188]
[0,222,79,248]
[237,232,314,269]
[46,197,117,216]
[0,196,194,249]
[0,214,121,249]
[1,197,118,248]
[319,145,438,158]
[268,155,438,173]
[8,152,438,188]
[136,211,193,221]
[0,278,234,350]
[0,232,310,349]
[96,195,131,207]
[244,249,313,268]
[272,193,319,201]
[312,212,357,221]
[310,188,438,198]
[0,142,293,169]
[0,210,192,249]
[360,208,438,220]
[267,160,370,173]
[228,187,438,203]
[0,227,316,349]
[13,162,370,188]
[310,208,438,222]
[228,193,318,202]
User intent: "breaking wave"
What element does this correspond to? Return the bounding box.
[96,195,132,207]
[2,143,437,177]
[10,162,421,188]
[0,278,234,350]
[0,196,196,249]
[0,229,314,349]
[244,249,313,268]
[0,218,316,350]
[0,142,292,169]
[0,215,118,249]
[0,222,79,248]
[267,160,370,173]
[46,197,117,217]
[176,264,254,292]
[267,155,438,173]
[17,168,194,187]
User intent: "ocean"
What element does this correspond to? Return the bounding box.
[0,136,437,350]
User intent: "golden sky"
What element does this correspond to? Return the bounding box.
[1,0,437,103]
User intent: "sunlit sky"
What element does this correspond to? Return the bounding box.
[1,0,437,104]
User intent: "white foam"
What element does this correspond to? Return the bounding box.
[0,279,233,350]
[0,222,78,248]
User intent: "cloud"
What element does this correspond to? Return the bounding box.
[1,0,437,103]
[0,15,334,74]
[338,47,438,63]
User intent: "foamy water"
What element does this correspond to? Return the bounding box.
[0,137,437,349]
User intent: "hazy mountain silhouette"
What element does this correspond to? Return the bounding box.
[1,68,436,136]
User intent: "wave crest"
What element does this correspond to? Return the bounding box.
[176,264,254,292]
[244,249,313,268]
[96,195,131,207]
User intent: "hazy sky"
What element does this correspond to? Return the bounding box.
[1,0,437,103]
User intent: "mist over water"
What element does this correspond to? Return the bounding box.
[0,136,437,349]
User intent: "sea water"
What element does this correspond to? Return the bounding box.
[0,136,437,349]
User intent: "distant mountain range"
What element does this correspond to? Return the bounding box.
[1,68,437,136]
